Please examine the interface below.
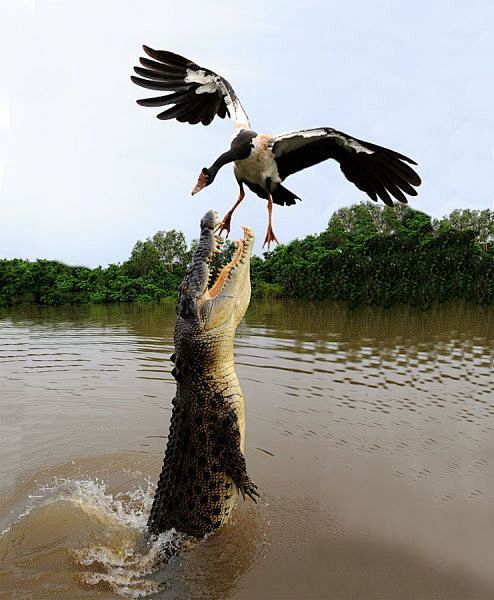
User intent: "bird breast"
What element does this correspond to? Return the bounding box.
[233,134,281,190]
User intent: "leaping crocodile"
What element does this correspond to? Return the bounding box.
[148,210,259,538]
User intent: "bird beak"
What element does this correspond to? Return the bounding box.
[191,169,209,196]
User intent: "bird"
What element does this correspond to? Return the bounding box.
[131,46,421,251]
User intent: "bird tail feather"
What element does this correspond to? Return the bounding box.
[271,185,300,207]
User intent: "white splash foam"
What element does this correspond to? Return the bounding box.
[73,528,180,598]
[1,476,183,598]
[2,477,153,533]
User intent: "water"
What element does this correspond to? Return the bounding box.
[1,300,493,599]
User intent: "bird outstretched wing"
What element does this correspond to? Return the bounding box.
[271,128,421,206]
[131,46,250,128]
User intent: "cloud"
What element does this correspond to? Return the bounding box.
[20,0,36,14]
[2,1,494,266]
[0,100,10,130]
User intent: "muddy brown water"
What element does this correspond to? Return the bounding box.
[1,299,493,599]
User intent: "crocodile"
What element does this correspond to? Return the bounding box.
[148,209,259,538]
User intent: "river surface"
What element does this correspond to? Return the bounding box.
[1,299,493,599]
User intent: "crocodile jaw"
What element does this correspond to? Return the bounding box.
[177,209,254,333]
[200,225,253,331]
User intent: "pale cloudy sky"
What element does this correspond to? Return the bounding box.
[1,0,494,266]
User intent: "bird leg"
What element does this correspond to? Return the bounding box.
[262,194,279,253]
[216,183,245,238]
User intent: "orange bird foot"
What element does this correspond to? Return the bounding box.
[215,213,233,238]
[262,225,280,254]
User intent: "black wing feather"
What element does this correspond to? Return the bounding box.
[136,90,192,107]
[133,66,184,81]
[373,152,421,187]
[142,46,196,69]
[217,101,227,119]
[351,157,394,206]
[157,100,201,122]
[272,128,421,206]
[131,46,248,127]
[139,56,185,75]
[371,158,413,203]
[131,76,188,92]
[373,154,419,197]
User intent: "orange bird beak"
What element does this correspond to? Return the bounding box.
[191,169,209,196]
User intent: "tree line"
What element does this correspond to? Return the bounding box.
[252,205,494,307]
[1,205,493,309]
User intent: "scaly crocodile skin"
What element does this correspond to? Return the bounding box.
[148,210,258,538]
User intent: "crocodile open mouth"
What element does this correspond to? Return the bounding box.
[205,227,253,300]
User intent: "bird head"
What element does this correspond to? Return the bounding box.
[191,168,211,196]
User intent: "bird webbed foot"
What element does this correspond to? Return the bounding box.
[215,212,233,238]
[262,224,280,253]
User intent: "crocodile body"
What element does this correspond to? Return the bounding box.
[148,210,258,538]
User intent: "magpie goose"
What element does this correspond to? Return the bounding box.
[131,46,421,251]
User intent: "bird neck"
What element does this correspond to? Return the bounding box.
[207,147,244,181]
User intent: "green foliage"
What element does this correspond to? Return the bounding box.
[251,280,285,300]
[434,208,494,251]
[125,240,161,277]
[250,204,494,308]
[1,205,493,308]
[149,230,188,272]
[0,228,189,307]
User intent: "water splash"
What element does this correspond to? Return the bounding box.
[1,476,183,598]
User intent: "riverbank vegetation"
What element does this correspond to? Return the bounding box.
[1,205,493,308]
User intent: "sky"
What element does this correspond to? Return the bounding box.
[1,0,494,267]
